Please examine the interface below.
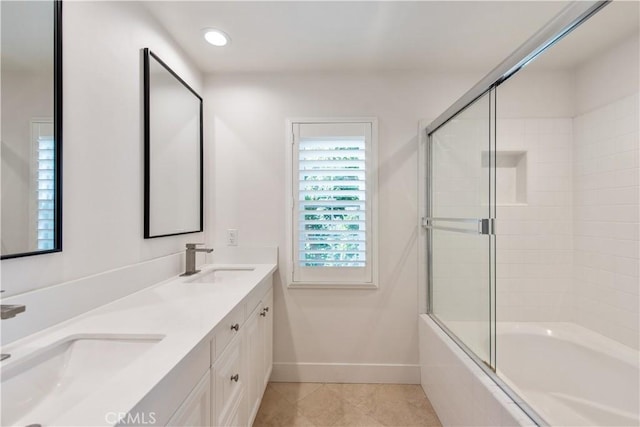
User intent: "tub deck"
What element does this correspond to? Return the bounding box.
[498,322,639,426]
[439,320,640,426]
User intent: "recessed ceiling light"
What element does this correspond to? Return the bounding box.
[203,29,230,47]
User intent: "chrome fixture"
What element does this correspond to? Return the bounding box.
[1,304,26,320]
[180,243,213,276]
[1,291,26,361]
[421,217,495,235]
[425,1,609,135]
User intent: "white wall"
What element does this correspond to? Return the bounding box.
[498,71,575,118]
[570,32,639,349]
[205,71,477,381]
[571,93,639,349]
[1,70,54,254]
[1,2,205,298]
[575,33,640,116]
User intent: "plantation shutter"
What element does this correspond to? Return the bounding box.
[32,121,55,251]
[292,122,374,284]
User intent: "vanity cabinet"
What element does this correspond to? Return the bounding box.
[211,277,273,427]
[125,275,273,427]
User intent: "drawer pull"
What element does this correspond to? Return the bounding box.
[230,323,240,332]
[264,307,269,312]
[230,374,239,382]
[260,310,266,317]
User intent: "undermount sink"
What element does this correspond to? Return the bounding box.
[189,267,255,284]
[1,334,163,426]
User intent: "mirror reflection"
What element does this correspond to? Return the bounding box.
[1,0,61,259]
[144,49,203,238]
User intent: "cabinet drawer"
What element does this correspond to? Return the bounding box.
[215,304,245,359]
[213,335,244,425]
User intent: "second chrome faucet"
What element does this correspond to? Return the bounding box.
[181,243,214,276]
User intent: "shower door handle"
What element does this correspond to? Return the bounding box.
[421,217,494,235]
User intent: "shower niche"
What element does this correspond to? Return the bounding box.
[482,151,527,205]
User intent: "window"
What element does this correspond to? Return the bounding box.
[288,119,378,287]
[31,120,55,250]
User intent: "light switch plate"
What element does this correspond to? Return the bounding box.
[227,229,238,246]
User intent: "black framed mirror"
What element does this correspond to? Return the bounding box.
[143,48,203,238]
[1,0,63,259]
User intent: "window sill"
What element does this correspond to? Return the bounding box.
[287,282,378,290]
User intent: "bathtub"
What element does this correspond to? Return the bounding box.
[497,322,640,427]
[419,315,536,426]
[419,316,640,426]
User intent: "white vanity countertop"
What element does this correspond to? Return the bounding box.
[2,262,277,427]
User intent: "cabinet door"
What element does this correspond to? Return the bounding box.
[246,304,265,424]
[262,289,274,387]
[167,371,211,427]
[221,390,244,427]
[213,335,246,426]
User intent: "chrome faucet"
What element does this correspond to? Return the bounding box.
[1,290,26,361]
[181,243,213,276]
[1,304,26,320]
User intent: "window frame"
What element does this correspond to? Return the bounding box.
[285,117,379,289]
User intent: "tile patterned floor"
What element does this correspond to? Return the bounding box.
[253,382,442,427]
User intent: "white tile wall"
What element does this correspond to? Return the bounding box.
[494,93,639,349]
[571,92,640,349]
[495,118,574,322]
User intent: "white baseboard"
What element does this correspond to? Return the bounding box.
[270,362,421,384]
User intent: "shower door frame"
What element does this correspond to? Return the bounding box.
[419,1,611,425]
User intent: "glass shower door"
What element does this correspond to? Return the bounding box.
[427,89,496,368]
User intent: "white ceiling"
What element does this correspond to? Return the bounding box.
[145,1,639,75]
[527,0,639,71]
